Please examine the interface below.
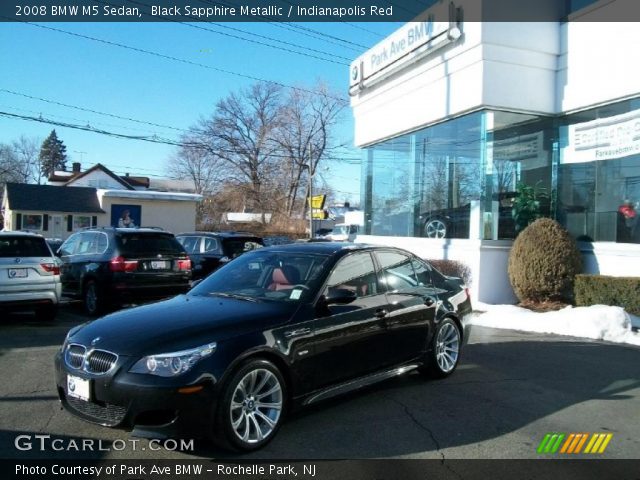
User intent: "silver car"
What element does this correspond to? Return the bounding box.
[0,231,61,320]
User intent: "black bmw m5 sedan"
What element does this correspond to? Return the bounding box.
[55,242,472,451]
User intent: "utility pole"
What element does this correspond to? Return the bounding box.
[308,143,314,239]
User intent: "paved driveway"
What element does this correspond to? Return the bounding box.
[0,306,638,459]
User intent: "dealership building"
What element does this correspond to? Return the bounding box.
[350,0,640,303]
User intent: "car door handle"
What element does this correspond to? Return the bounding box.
[284,328,311,338]
[374,309,389,319]
[424,296,437,307]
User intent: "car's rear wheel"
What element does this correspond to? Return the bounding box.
[83,280,103,317]
[424,218,448,238]
[215,358,286,451]
[420,318,461,378]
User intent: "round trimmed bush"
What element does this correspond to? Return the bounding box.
[508,218,582,303]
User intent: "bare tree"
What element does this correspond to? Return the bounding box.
[276,82,344,217]
[167,137,225,223]
[195,83,284,212]
[12,136,43,183]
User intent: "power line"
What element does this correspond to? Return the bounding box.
[0,109,366,162]
[181,22,352,64]
[11,20,349,105]
[0,89,190,134]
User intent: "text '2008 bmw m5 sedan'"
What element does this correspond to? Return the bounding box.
[55,242,471,451]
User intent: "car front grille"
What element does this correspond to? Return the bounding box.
[65,345,85,369]
[66,395,127,426]
[64,344,118,375]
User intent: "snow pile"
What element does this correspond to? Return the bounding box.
[466,303,640,346]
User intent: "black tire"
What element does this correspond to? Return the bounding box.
[423,218,448,239]
[83,280,103,317]
[215,358,287,452]
[420,318,461,379]
[35,304,57,321]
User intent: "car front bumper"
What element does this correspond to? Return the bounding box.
[54,349,219,439]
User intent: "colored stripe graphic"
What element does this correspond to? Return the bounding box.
[539,433,613,454]
[537,433,565,453]
[584,433,613,454]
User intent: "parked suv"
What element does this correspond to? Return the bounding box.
[0,231,61,320]
[176,232,264,280]
[57,228,191,315]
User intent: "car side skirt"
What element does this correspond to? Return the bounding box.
[301,363,420,406]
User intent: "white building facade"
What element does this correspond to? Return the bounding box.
[350,0,640,304]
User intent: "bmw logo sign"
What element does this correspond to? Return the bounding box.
[68,379,76,392]
[15,258,21,264]
[91,337,101,346]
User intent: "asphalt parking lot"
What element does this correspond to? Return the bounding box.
[0,304,639,460]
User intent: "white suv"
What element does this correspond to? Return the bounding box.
[0,231,61,320]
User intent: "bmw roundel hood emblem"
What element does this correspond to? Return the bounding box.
[91,337,101,346]
[15,258,21,264]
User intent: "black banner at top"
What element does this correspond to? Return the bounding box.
[3,0,640,22]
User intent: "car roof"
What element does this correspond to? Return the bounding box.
[259,242,378,255]
[176,231,262,239]
[0,230,45,238]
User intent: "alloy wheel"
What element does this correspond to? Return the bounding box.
[425,219,447,238]
[435,322,460,373]
[229,368,283,444]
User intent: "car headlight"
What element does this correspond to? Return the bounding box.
[129,343,217,377]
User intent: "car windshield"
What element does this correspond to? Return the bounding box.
[116,234,185,256]
[0,237,51,257]
[190,249,331,302]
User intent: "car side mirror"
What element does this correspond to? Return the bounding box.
[324,288,357,305]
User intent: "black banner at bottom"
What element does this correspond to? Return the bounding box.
[4,459,640,480]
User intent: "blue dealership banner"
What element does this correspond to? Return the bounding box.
[110,204,141,229]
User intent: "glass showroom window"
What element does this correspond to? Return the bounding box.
[558,98,640,244]
[483,111,554,240]
[362,112,483,238]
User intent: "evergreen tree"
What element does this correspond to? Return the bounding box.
[39,130,67,178]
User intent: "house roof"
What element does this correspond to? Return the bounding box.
[64,163,135,190]
[4,183,105,213]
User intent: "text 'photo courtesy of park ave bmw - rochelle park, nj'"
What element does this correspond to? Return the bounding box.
[0,1,640,479]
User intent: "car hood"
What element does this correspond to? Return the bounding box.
[68,294,299,356]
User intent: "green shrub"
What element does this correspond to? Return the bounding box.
[428,259,472,286]
[508,218,582,303]
[575,275,640,315]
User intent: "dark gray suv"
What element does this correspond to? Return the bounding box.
[57,227,191,315]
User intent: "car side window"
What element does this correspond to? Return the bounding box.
[376,251,419,292]
[59,233,80,256]
[203,237,220,254]
[96,232,108,253]
[325,252,378,298]
[411,258,433,287]
[76,232,96,255]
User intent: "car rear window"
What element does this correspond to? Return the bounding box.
[0,236,51,258]
[116,233,185,257]
[223,238,264,258]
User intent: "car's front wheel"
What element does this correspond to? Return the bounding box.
[421,318,461,378]
[424,218,448,238]
[216,358,286,451]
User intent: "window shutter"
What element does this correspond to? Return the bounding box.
[91,216,98,227]
[16,213,22,230]
[42,215,49,231]
[67,215,73,232]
